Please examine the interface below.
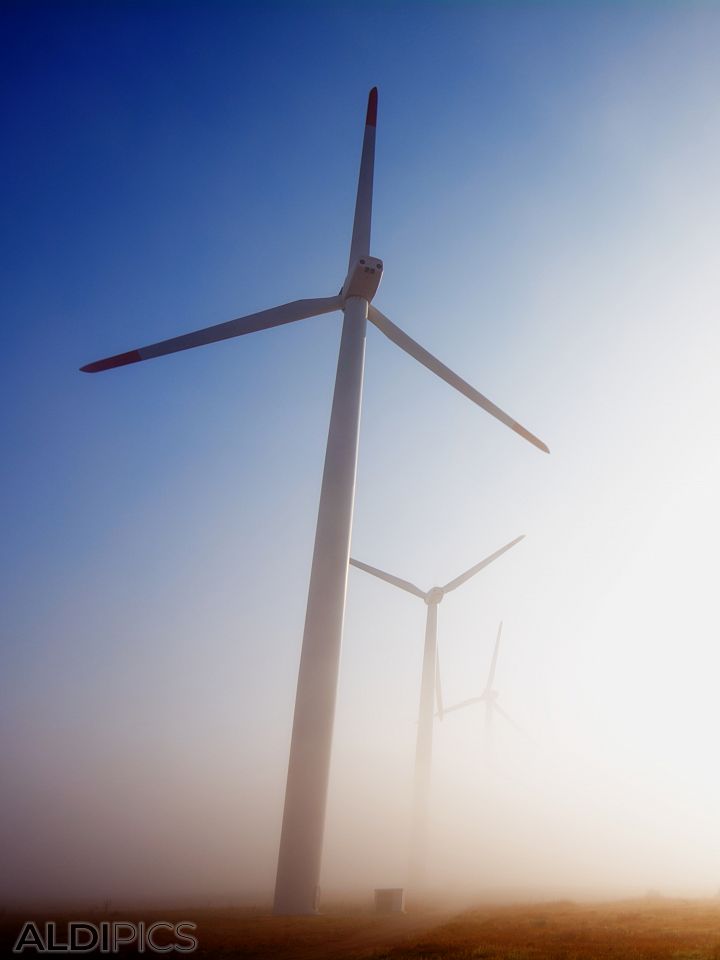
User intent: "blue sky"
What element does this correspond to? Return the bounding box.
[4,1,720,902]
[0,0,658,653]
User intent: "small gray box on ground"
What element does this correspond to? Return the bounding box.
[374,888,405,913]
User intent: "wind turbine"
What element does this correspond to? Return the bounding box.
[349,535,525,885]
[442,622,529,744]
[80,88,549,915]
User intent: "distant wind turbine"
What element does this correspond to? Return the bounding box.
[350,535,525,885]
[81,88,548,915]
[442,621,529,745]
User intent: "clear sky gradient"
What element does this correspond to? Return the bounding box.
[3,1,720,902]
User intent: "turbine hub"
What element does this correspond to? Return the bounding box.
[340,255,383,305]
[425,586,444,605]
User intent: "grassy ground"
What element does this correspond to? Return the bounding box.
[3,898,720,958]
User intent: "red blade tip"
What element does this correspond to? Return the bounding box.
[366,87,378,127]
[80,349,142,373]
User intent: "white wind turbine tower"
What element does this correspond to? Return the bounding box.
[350,536,524,886]
[80,88,549,915]
[441,622,529,745]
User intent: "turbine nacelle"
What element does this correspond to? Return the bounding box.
[425,586,444,605]
[340,255,383,304]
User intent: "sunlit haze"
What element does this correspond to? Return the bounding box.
[3,1,720,907]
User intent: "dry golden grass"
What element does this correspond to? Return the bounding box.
[372,899,720,960]
[3,897,720,958]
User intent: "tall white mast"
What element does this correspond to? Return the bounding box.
[272,89,379,914]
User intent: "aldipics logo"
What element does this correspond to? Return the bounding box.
[12,920,198,953]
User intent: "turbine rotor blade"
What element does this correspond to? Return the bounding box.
[493,701,532,742]
[348,88,377,268]
[367,306,549,453]
[441,536,524,594]
[485,621,503,691]
[440,696,481,716]
[80,295,343,373]
[349,558,426,600]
